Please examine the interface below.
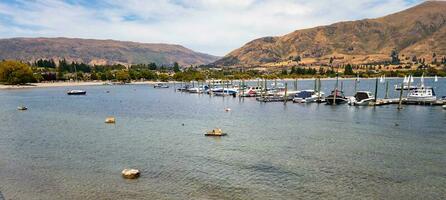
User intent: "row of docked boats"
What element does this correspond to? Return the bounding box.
[176,75,440,106]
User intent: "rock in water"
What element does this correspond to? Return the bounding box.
[105,117,116,124]
[121,169,140,179]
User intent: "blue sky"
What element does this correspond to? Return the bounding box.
[0,0,423,56]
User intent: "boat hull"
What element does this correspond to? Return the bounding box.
[67,91,86,95]
[325,97,348,105]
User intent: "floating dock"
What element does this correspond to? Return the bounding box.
[373,98,445,106]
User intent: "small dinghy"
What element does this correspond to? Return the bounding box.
[443,105,446,110]
[17,106,28,111]
[67,90,86,95]
[205,128,227,137]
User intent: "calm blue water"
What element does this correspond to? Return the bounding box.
[0,78,445,200]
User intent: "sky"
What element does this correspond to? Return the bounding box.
[0,0,423,56]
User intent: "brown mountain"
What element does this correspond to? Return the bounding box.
[215,1,446,67]
[0,37,218,66]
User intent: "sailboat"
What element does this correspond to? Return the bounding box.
[380,75,385,83]
[434,75,438,82]
[395,75,416,91]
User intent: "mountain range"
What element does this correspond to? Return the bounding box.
[0,37,218,66]
[214,1,446,67]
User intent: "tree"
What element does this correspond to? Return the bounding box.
[0,60,36,84]
[116,70,130,82]
[390,49,400,65]
[293,55,301,63]
[173,62,181,73]
[344,64,354,75]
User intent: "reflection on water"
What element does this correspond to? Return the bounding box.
[0,78,445,199]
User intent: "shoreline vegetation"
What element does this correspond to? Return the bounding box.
[0,59,445,88]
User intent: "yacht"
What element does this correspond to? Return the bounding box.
[240,86,262,97]
[407,86,436,102]
[154,83,169,88]
[67,90,86,95]
[325,90,349,105]
[406,76,437,102]
[293,90,325,103]
[212,88,238,97]
[349,91,374,106]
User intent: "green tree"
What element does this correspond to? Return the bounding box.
[116,70,130,82]
[390,49,400,65]
[173,62,181,73]
[0,60,36,84]
[344,64,354,76]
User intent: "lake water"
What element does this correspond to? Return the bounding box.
[0,78,445,199]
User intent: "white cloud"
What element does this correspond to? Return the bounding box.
[0,0,421,56]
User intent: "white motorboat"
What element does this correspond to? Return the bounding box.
[67,90,86,95]
[406,75,436,102]
[154,83,169,88]
[293,90,325,103]
[407,86,436,102]
[349,91,374,106]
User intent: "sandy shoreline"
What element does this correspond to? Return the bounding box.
[0,81,159,90]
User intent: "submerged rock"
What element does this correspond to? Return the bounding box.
[105,117,116,124]
[121,169,140,179]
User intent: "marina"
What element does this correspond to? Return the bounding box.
[174,77,445,108]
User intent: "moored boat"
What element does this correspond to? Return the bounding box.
[406,75,436,103]
[67,90,86,95]
[205,128,227,136]
[293,90,324,103]
[154,83,169,88]
[17,106,28,111]
[406,86,436,102]
[325,90,349,105]
[349,91,374,106]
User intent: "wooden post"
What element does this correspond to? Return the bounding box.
[314,78,317,91]
[238,81,242,100]
[317,78,321,102]
[294,79,298,91]
[374,77,379,103]
[406,75,412,98]
[398,82,404,110]
[284,82,288,104]
[333,75,338,105]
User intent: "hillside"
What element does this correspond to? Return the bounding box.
[214,1,446,67]
[0,37,218,66]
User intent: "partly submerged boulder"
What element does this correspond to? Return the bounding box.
[121,168,140,179]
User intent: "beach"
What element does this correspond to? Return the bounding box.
[0,81,156,89]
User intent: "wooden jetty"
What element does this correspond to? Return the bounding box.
[372,98,445,106]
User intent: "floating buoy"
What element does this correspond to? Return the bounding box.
[17,106,28,111]
[205,128,227,137]
[121,168,140,179]
[224,108,231,112]
[105,117,116,124]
